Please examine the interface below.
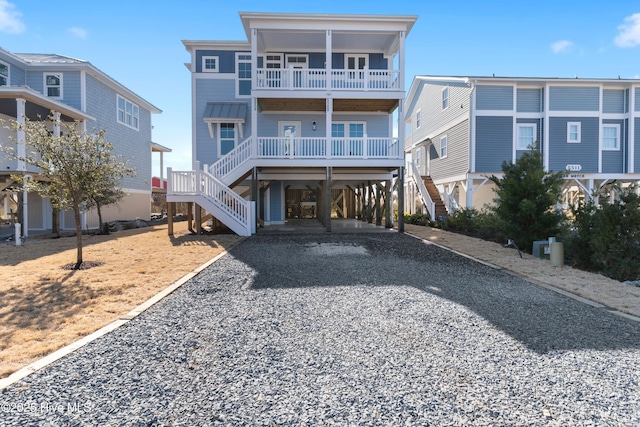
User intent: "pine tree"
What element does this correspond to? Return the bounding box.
[489,146,566,252]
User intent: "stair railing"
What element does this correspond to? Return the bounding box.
[410,160,435,220]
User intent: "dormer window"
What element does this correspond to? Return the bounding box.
[45,73,62,98]
[0,61,8,86]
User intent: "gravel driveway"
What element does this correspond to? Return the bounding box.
[1,233,639,426]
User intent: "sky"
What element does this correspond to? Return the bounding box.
[1,0,639,174]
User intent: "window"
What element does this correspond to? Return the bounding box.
[416,110,421,129]
[516,123,537,150]
[566,122,581,143]
[45,73,62,98]
[265,54,282,69]
[440,135,448,158]
[219,123,236,155]
[602,124,620,150]
[117,95,140,130]
[442,86,449,109]
[237,53,251,96]
[0,61,8,86]
[202,56,219,73]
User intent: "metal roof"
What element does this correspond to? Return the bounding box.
[203,102,248,122]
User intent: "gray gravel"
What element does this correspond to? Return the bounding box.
[1,233,639,426]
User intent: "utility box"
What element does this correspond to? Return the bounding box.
[532,240,550,259]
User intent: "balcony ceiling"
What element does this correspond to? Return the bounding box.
[257,98,398,113]
[256,30,400,56]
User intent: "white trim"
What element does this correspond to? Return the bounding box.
[602,123,621,151]
[202,55,219,73]
[345,54,368,71]
[475,110,516,116]
[442,85,449,110]
[630,87,636,173]
[217,122,238,157]
[44,72,63,99]
[236,52,252,98]
[116,94,140,131]
[516,123,537,150]
[567,121,581,143]
[285,54,309,68]
[440,134,448,158]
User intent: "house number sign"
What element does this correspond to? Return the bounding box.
[565,164,582,171]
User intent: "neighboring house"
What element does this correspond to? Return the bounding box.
[170,12,417,235]
[404,76,640,217]
[0,47,167,233]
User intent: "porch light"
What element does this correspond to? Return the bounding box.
[312,121,317,131]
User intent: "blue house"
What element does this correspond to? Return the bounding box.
[169,12,417,236]
[404,76,640,217]
[0,47,166,233]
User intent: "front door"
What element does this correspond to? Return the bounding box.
[345,54,368,87]
[279,121,301,156]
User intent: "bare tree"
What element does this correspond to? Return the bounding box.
[1,115,135,269]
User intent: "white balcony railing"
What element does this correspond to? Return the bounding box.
[257,137,402,159]
[255,68,400,91]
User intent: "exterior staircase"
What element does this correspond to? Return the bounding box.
[421,176,448,218]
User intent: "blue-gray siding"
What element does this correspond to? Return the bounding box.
[475,116,512,172]
[516,88,543,113]
[603,89,625,114]
[195,77,249,166]
[602,119,625,173]
[429,119,469,180]
[636,88,640,112]
[195,50,243,73]
[8,61,26,86]
[85,74,152,191]
[256,113,389,138]
[476,85,513,110]
[549,86,599,111]
[548,117,598,173]
[61,71,81,110]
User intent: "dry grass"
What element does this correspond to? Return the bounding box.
[0,221,243,379]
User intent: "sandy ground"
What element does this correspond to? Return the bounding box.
[0,221,244,379]
[403,224,640,319]
[1,221,638,380]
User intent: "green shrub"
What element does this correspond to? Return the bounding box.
[566,185,640,281]
[489,146,566,252]
[404,213,433,227]
[443,208,506,243]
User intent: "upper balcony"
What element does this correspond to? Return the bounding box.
[240,12,416,98]
[255,68,400,92]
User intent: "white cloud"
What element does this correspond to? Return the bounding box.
[0,0,25,34]
[615,13,640,47]
[67,27,88,39]
[551,40,574,54]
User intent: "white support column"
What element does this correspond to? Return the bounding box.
[326,98,333,158]
[53,111,61,137]
[160,152,164,188]
[326,29,332,89]
[543,83,550,171]
[397,99,405,159]
[466,177,473,208]
[629,85,636,174]
[16,98,26,172]
[251,28,258,91]
[398,30,405,91]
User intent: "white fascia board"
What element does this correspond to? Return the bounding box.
[182,40,250,51]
